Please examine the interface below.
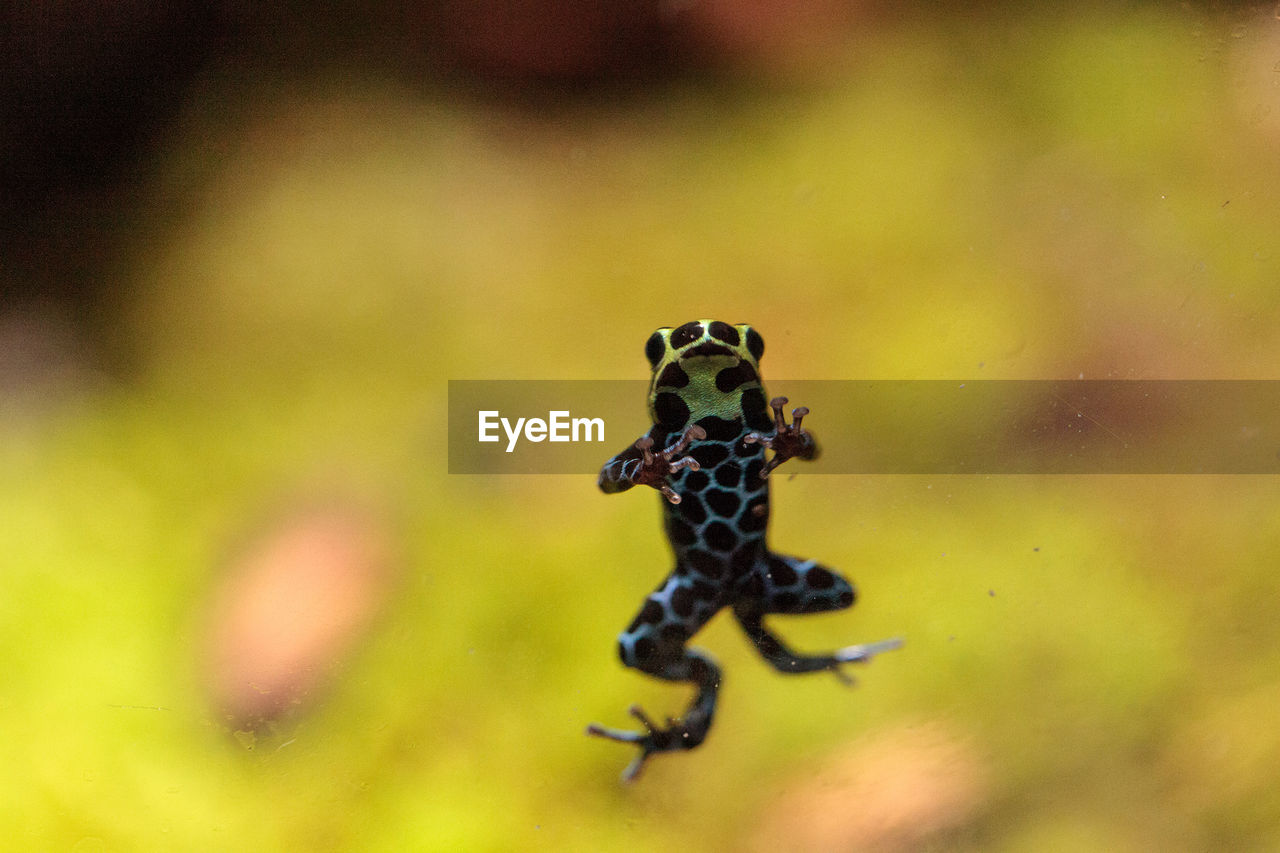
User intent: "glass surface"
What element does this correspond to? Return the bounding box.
[4,3,1279,849]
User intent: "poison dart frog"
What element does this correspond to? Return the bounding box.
[587,320,902,781]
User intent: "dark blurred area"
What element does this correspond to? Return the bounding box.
[2,2,217,308]
[2,1,225,391]
[0,0,1267,387]
[0,0,867,318]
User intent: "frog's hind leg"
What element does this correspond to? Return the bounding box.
[733,553,902,684]
[587,572,722,782]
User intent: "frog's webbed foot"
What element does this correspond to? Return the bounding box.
[743,397,817,477]
[586,704,707,782]
[632,424,707,504]
[828,637,906,685]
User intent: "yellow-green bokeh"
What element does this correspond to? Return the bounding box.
[5,5,1280,850]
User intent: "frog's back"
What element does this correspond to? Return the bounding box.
[644,321,777,588]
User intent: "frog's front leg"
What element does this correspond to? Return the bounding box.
[744,396,818,478]
[598,423,707,504]
[587,573,723,782]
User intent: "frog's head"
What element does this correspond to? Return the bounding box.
[644,320,766,428]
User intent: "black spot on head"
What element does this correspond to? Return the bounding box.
[745,327,765,361]
[657,362,689,389]
[714,464,740,489]
[684,341,734,358]
[741,388,772,432]
[767,557,799,587]
[654,392,690,429]
[708,321,740,345]
[690,444,729,469]
[738,496,768,532]
[838,589,855,608]
[683,470,710,493]
[805,566,836,590]
[645,331,666,367]
[669,585,695,618]
[715,363,758,393]
[800,597,829,613]
[670,322,703,348]
[704,521,736,552]
[678,492,707,524]
[685,548,723,578]
[696,416,740,442]
[666,516,697,547]
[705,489,742,519]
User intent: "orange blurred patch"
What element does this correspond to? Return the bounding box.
[750,719,990,851]
[203,503,396,729]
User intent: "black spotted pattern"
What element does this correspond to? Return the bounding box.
[715,363,758,393]
[678,493,708,525]
[670,585,695,618]
[683,469,710,493]
[666,516,697,546]
[597,322,881,774]
[708,321,740,345]
[646,331,667,367]
[654,392,690,429]
[697,416,740,442]
[620,322,857,647]
[767,557,798,587]
[703,521,736,552]
[685,341,734,358]
[704,489,741,519]
[741,387,772,432]
[657,362,690,389]
[714,464,740,489]
[685,549,721,578]
[670,321,703,348]
[690,444,730,469]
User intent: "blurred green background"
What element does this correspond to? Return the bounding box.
[4,2,1280,850]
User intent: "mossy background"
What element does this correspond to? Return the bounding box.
[4,3,1280,850]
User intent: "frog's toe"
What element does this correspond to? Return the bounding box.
[834,637,905,664]
[586,721,644,745]
[588,704,710,782]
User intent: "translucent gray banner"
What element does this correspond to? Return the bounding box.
[448,380,1280,474]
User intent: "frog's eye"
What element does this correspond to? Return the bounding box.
[645,330,667,367]
[744,326,765,361]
